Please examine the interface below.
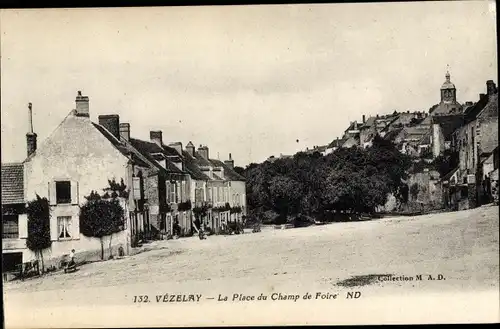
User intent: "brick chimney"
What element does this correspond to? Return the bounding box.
[224,153,235,169]
[119,123,130,141]
[198,145,209,159]
[75,91,89,117]
[362,115,366,124]
[150,131,163,147]
[486,80,497,98]
[26,102,37,157]
[168,142,183,155]
[98,114,120,139]
[186,141,195,157]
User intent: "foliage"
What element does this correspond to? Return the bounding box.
[213,202,231,212]
[410,183,420,200]
[102,178,129,199]
[79,180,127,260]
[243,136,412,222]
[419,147,433,159]
[230,206,242,214]
[178,200,192,211]
[26,194,52,273]
[433,150,459,178]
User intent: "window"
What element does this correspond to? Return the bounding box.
[132,177,141,200]
[56,181,71,204]
[58,216,72,240]
[3,215,19,239]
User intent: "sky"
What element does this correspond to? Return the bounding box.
[1,1,497,166]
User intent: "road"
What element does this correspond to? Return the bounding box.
[4,205,499,327]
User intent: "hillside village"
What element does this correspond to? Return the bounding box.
[267,71,499,213]
[2,93,247,276]
[1,71,498,281]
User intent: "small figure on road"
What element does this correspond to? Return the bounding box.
[69,249,76,266]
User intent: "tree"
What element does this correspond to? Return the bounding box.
[26,195,52,273]
[79,190,125,260]
[410,183,420,201]
[269,175,302,223]
[433,150,459,178]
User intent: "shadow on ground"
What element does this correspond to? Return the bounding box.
[336,274,394,287]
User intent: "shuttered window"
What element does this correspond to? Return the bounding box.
[56,181,71,204]
[133,177,141,200]
[3,215,19,239]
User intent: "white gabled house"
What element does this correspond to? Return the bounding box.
[11,91,158,268]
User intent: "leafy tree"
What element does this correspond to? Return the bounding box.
[269,175,302,223]
[26,195,52,273]
[244,135,412,222]
[410,183,420,201]
[103,178,129,199]
[79,190,125,260]
[433,150,459,178]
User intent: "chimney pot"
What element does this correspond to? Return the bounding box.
[198,145,209,159]
[150,130,163,147]
[99,114,120,139]
[186,141,195,157]
[224,153,235,169]
[75,91,90,117]
[119,123,130,141]
[486,80,497,97]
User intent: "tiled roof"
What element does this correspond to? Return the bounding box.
[342,136,359,148]
[418,131,432,145]
[92,123,154,168]
[362,116,376,128]
[210,159,246,181]
[464,95,489,124]
[327,138,347,148]
[129,138,184,174]
[439,166,459,183]
[182,150,211,181]
[432,115,464,141]
[383,128,404,142]
[194,152,213,167]
[1,163,24,205]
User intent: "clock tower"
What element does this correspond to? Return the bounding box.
[440,70,456,104]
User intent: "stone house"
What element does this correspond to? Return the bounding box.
[128,132,191,237]
[2,163,28,275]
[430,114,464,158]
[442,80,498,209]
[17,92,164,268]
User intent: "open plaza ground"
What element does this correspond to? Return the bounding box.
[4,205,499,326]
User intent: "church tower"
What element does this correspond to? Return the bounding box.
[440,70,457,104]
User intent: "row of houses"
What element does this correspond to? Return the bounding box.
[300,71,499,211]
[2,91,247,273]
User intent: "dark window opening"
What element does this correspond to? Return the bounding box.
[2,252,23,272]
[3,215,19,239]
[56,181,71,204]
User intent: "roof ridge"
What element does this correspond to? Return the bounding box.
[23,109,75,163]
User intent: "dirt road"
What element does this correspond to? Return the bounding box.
[4,205,499,326]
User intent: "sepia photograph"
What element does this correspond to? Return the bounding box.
[1,1,498,327]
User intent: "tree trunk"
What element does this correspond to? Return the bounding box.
[100,238,104,260]
[40,250,45,274]
[108,234,113,259]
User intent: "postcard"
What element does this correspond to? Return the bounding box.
[1,2,499,327]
